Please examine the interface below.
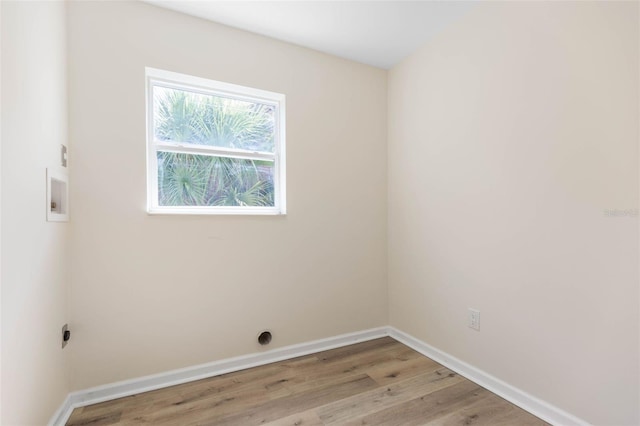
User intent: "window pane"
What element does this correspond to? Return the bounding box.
[157,151,275,207]
[153,86,275,153]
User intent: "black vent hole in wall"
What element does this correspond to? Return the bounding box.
[258,331,272,346]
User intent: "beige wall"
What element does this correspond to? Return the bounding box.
[388,2,639,425]
[1,1,70,424]
[67,1,388,390]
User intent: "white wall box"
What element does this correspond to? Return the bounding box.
[47,168,69,222]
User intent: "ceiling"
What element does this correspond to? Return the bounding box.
[142,1,476,69]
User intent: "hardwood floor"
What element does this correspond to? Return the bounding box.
[66,337,549,426]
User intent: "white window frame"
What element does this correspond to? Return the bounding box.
[145,67,286,215]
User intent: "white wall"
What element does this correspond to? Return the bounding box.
[388,2,639,425]
[67,1,387,390]
[1,1,70,424]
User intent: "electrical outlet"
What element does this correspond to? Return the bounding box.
[61,144,67,167]
[468,308,480,331]
[62,324,70,348]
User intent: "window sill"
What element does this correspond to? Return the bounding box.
[147,206,286,216]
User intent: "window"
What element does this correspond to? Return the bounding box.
[146,68,286,215]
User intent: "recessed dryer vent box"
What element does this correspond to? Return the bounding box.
[47,168,68,222]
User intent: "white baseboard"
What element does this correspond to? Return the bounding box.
[49,326,589,426]
[48,327,387,426]
[387,327,590,426]
[48,394,74,426]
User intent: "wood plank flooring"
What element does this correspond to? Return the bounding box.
[66,337,549,426]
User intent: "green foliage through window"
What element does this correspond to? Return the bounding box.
[157,152,274,207]
[154,87,275,152]
[152,86,277,208]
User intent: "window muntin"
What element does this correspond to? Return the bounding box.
[146,68,286,214]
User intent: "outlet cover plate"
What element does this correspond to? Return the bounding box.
[468,308,480,331]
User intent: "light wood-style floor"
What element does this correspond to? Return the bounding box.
[66,337,549,426]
